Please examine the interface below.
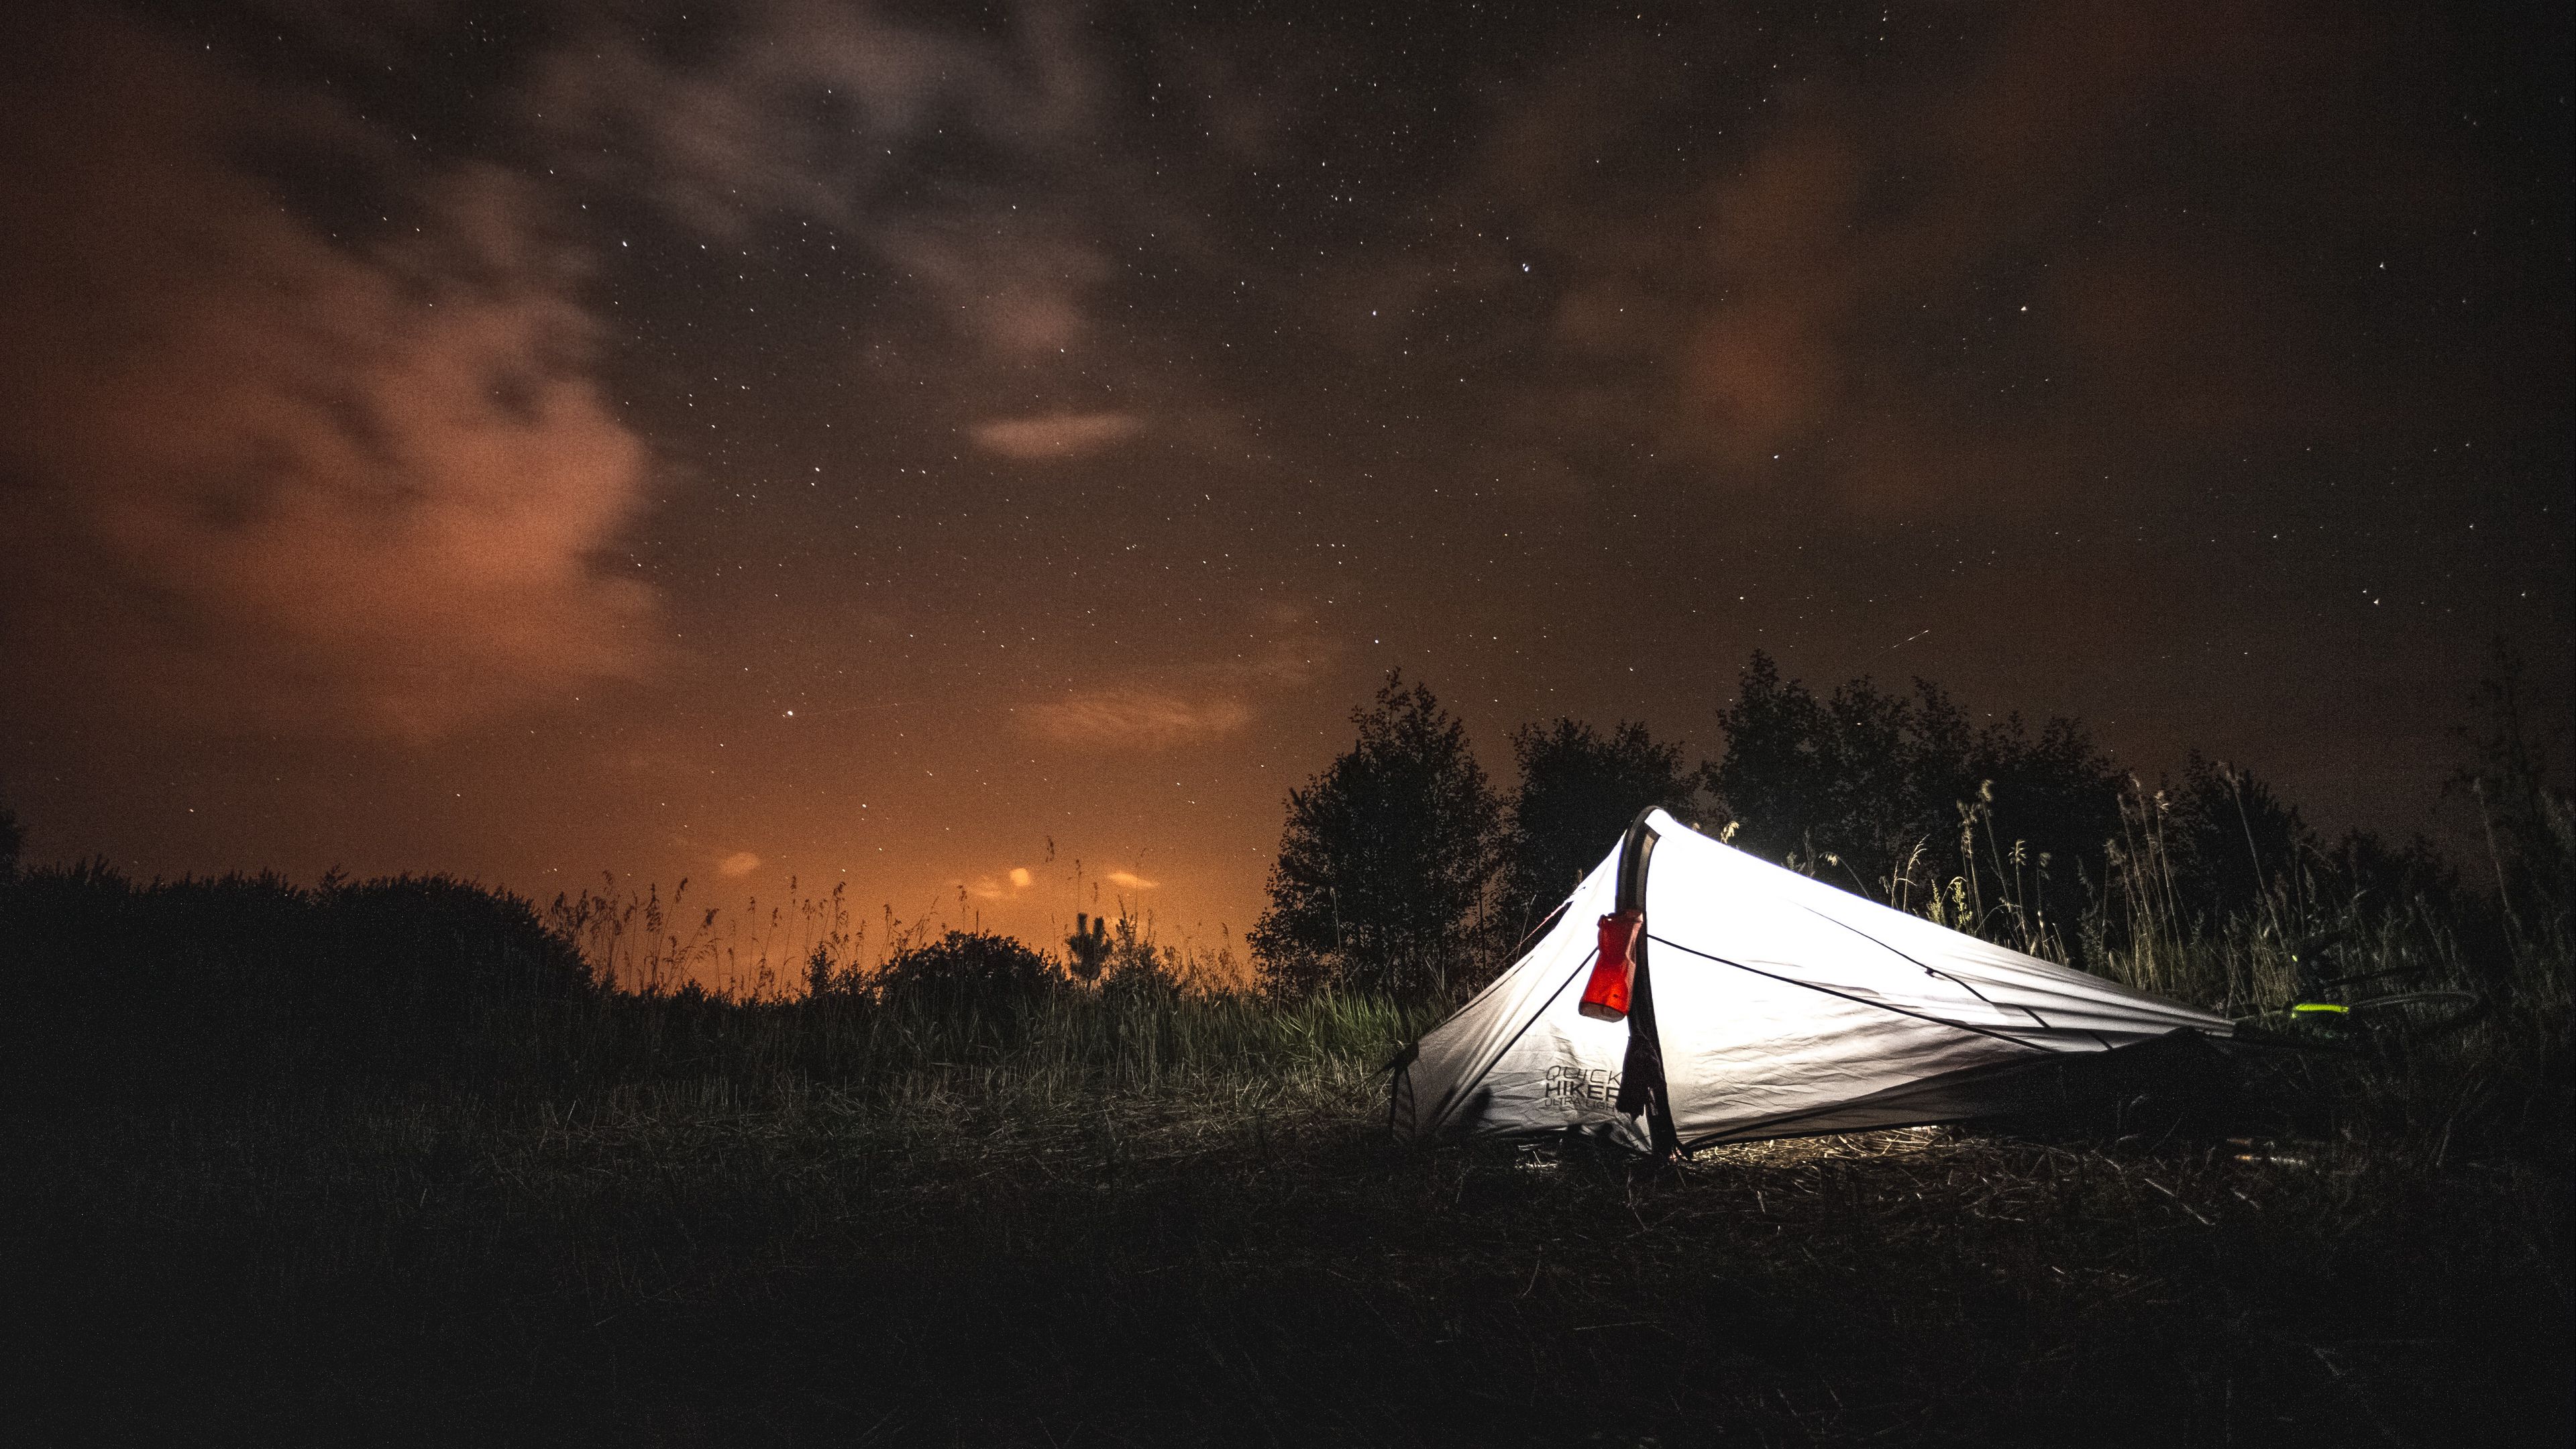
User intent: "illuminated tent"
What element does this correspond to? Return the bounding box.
[1390,809,2231,1152]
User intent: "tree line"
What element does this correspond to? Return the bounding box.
[1248,649,2563,1006]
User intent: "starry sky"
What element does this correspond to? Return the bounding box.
[2,1,2567,973]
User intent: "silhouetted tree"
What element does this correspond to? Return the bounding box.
[2453,643,2566,813]
[1065,912,1112,982]
[1501,718,1698,936]
[1250,672,1504,1002]
[1709,651,2122,926]
[1958,709,2126,928]
[2161,753,2315,919]
[1711,651,1922,888]
[2449,641,2575,951]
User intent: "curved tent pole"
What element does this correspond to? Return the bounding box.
[1614,808,1660,914]
[1611,808,1681,1157]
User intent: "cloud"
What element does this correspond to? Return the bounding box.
[719,851,763,877]
[1016,609,1336,752]
[522,0,1117,362]
[1469,2,2518,512]
[521,3,1007,237]
[967,865,1036,901]
[1020,690,1256,749]
[1104,870,1158,890]
[969,411,1146,461]
[0,21,656,740]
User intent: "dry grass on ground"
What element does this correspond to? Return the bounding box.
[7,1046,2567,1447]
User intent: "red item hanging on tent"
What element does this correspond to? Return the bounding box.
[1579,908,1644,1021]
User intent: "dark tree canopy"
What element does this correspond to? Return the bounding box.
[1250,673,1504,1002]
[1502,718,1698,936]
[1709,651,2123,925]
[2154,753,2316,920]
[2450,642,2575,940]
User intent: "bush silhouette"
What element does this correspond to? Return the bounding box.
[875,929,1061,1014]
[0,863,590,1094]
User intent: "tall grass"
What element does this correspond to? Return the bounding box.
[1882,773,2566,1021]
[1868,767,2574,1169]
[537,976,1428,1116]
[540,873,863,1000]
[0,861,1434,1129]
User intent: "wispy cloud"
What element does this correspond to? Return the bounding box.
[521,0,1118,364]
[1020,690,1255,749]
[1104,869,1158,890]
[1016,608,1336,752]
[969,411,1145,461]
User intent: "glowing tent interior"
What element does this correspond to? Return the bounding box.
[1390,810,2233,1152]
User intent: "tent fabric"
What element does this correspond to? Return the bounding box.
[1391,810,2231,1150]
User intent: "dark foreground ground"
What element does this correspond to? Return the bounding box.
[2,867,2567,1444]
[6,1068,2567,1448]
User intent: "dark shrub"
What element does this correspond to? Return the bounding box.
[875,930,1061,1015]
[0,863,590,1095]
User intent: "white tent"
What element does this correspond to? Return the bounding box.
[1391,809,2231,1152]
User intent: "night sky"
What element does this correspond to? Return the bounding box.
[3,1,2567,971]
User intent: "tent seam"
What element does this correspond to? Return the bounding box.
[1778,899,2056,1030]
[1644,933,2055,1055]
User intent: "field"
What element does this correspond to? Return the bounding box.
[2,864,2568,1446]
